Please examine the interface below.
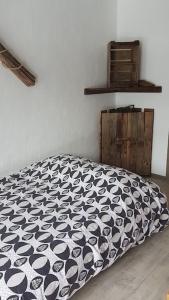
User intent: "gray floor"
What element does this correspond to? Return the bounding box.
[72,177,169,300]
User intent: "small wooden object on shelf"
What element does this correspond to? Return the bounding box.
[84,40,162,95]
[0,42,36,86]
[107,40,140,88]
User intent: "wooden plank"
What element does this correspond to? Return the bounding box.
[108,40,140,88]
[101,112,128,169]
[136,112,145,175]
[100,109,154,176]
[166,135,169,179]
[116,113,128,169]
[84,82,162,95]
[100,112,103,163]
[111,113,121,167]
[101,112,110,165]
[110,40,140,47]
[127,113,138,173]
[0,42,36,86]
[143,109,154,176]
[101,112,119,166]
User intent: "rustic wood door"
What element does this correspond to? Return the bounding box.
[100,109,154,176]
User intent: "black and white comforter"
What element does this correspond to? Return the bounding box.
[0,154,168,300]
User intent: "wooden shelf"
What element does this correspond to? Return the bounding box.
[84,80,162,95]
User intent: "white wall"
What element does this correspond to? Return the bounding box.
[116,0,169,176]
[0,0,116,176]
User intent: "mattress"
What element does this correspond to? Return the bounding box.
[0,154,168,300]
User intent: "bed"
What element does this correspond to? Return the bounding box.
[0,154,168,300]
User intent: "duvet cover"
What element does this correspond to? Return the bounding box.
[0,154,168,300]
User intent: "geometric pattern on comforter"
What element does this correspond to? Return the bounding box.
[0,154,168,300]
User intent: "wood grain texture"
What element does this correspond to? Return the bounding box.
[107,40,140,88]
[84,82,162,94]
[0,42,36,86]
[101,110,154,176]
[144,109,154,176]
[127,112,137,172]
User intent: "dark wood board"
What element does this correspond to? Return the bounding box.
[84,81,162,95]
[107,40,140,88]
[100,109,154,176]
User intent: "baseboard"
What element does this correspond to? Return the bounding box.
[151,173,167,180]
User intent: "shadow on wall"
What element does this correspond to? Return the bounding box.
[0,130,100,178]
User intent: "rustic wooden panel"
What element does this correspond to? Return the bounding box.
[136,112,145,175]
[110,49,132,61]
[115,113,128,169]
[110,63,134,73]
[101,112,128,168]
[110,71,132,83]
[101,112,110,164]
[127,112,138,173]
[100,109,154,176]
[101,112,115,166]
[143,109,154,176]
[107,40,140,88]
[111,113,122,167]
